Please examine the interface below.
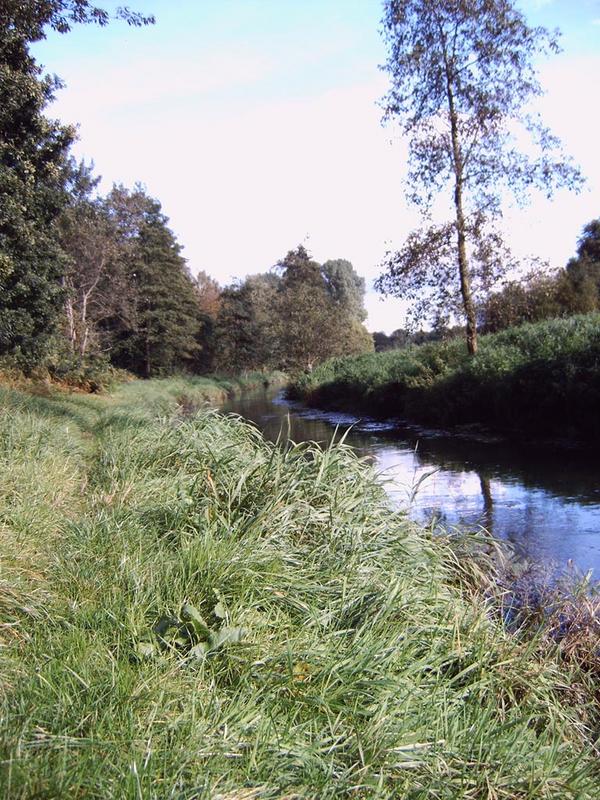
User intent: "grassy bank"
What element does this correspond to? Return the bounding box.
[116,370,287,410]
[290,313,600,442]
[0,357,286,396]
[1,378,599,797]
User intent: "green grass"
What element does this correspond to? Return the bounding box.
[290,313,600,441]
[0,378,599,797]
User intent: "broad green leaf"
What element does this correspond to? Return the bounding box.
[209,627,246,651]
[180,604,211,640]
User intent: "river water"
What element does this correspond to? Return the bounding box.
[223,388,600,578]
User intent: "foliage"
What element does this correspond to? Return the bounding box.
[0,1,154,40]
[322,258,367,322]
[276,246,344,372]
[213,246,372,375]
[193,269,222,320]
[103,185,204,377]
[479,269,571,332]
[214,273,281,373]
[373,326,463,351]
[136,600,246,662]
[0,379,599,796]
[290,312,600,441]
[566,218,600,309]
[0,0,370,382]
[0,2,152,367]
[0,9,73,363]
[377,0,582,354]
[58,162,122,358]
[479,218,600,332]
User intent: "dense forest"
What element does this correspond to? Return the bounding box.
[0,3,372,386]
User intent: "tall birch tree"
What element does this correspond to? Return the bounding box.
[376,0,582,354]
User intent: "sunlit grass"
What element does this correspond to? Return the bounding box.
[0,378,598,797]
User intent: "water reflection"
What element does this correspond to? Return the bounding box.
[222,389,600,576]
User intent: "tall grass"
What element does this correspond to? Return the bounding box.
[290,313,600,441]
[0,378,599,797]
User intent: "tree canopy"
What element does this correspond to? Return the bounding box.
[566,219,600,308]
[0,0,152,368]
[211,247,372,375]
[376,0,582,354]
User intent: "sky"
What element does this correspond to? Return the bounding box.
[33,0,600,333]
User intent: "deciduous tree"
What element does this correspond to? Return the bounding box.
[376,0,582,354]
[214,274,281,373]
[0,1,152,366]
[565,219,600,310]
[322,259,367,322]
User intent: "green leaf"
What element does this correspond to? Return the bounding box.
[209,626,246,651]
[180,604,211,640]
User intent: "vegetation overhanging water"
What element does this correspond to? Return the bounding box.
[224,386,600,580]
[2,377,600,797]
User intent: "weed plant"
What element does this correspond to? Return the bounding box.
[0,379,599,797]
[290,313,600,441]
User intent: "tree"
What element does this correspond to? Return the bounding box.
[479,220,600,331]
[322,259,367,322]
[58,162,123,359]
[276,247,340,372]
[478,270,567,333]
[565,219,600,310]
[191,271,222,372]
[276,247,372,372]
[373,328,411,351]
[194,271,222,321]
[214,274,281,373]
[0,1,152,366]
[0,13,73,363]
[376,0,582,354]
[0,2,154,39]
[212,249,372,374]
[105,185,202,377]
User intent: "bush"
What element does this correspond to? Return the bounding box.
[290,313,600,442]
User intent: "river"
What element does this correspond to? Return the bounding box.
[223,387,600,578]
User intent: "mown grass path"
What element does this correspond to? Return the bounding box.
[1,380,599,798]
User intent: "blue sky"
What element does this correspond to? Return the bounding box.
[33,0,600,332]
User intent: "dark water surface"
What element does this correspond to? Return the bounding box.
[223,388,600,577]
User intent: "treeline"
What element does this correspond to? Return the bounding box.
[371,219,600,352]
[0,3,372,383]
[479,220,600,333]
[206,249,372,374]
[372,326,464,352]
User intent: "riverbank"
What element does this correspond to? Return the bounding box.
[0,363,286,403]
[1,378,599,797]
[289,313,600,445]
